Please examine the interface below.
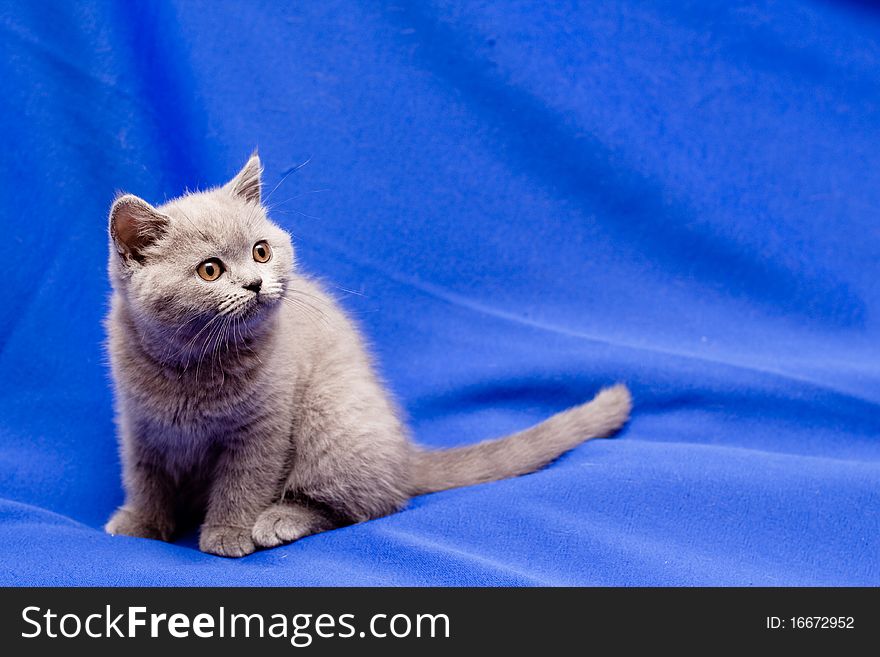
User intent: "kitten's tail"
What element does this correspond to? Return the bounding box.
[409,384,632,496]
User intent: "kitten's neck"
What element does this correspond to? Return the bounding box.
[114,294,277,379]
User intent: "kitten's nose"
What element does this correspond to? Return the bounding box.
[243,278,262,293]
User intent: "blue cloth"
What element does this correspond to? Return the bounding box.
[0,0,878,586]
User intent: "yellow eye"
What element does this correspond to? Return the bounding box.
[197,258,224,281]
[253,240,272,263]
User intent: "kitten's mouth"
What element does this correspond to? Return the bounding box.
[236,297,263,321]
[224,290,283,324]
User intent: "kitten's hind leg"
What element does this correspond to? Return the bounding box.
[251,499,339,548]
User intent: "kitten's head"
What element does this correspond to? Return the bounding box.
[108,154,294,344]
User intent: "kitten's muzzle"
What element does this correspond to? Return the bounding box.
[243,278,263,293]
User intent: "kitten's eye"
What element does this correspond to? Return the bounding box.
[253,240,272,263]
[197,258,224,281]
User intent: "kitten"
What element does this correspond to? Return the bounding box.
[104,154,632,557]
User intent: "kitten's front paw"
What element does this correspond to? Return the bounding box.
[252,503,315,548]
[199,525,256,558]
[105,507,171,541]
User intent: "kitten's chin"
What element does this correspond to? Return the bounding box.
[236,294,282,327]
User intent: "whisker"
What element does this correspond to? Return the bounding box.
[218,293,250,314]
[280,296,331,329]
[332,284,365,297]
[177,313,224,371]
[263,157,312,205]
[234,315,264,366]
[265,189,330,214]
[288,287,323,302]
[156,314,202,363]
[196,314,228,380]
[272,208,323,222]
[232,316,244,366]
[212,315,232,383]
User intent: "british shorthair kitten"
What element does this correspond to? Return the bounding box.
[104,154,632,557]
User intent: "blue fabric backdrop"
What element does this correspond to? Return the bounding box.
[0,0,878,586]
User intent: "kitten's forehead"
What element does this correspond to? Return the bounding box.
[159,190,267,250]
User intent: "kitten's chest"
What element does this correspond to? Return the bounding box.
[142,372,264,432]
[143,422,218,481]
[110,310,296,460]
[121,351,272,444]
[133,377,264,478]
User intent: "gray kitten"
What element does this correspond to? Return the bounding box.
[104,154,632,557]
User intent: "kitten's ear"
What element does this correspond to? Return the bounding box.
[223,152,263,204]
[109,194,169,263]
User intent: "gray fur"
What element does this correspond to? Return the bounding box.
[104,154,632,557]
